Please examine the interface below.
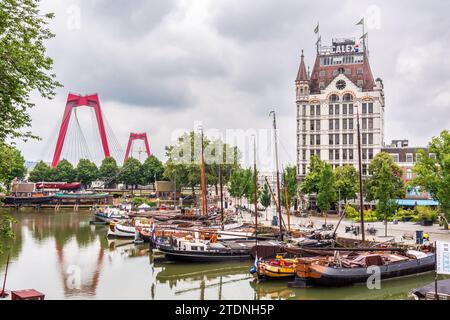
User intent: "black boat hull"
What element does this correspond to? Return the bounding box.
[4,196,54,205]
[158,247,251,263]
[304,254,436,287]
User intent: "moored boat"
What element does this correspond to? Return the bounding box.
[157,236,255,262]
[256,255,298,279]
[289,249,436,287]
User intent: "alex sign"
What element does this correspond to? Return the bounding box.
[436,241,450,275]
[332,43,361,54]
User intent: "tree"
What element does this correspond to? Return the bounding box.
[28,160,52,182]
[260,184,271,220]
[300,155,326,195]
[365,152,405,236]
[413,130,450,226]
[76,159,98,187]
[98,157,119,188]
[141,155,165,186]
[53,159,77,182]
[281,165,298,209]
[164,131,241,200]
[334,165,358,204]
[120,157,142,192]
[0,0,62,142]
[228,168,249,206]
[0,142,26,189]
[316,163,336,217]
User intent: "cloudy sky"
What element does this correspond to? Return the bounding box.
[15,0,450,170]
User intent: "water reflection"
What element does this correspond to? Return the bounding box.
[0,209,442,300]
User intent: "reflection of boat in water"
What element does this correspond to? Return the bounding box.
[290,250,435,287]
[155,261,249,283]
[249,279,296,299]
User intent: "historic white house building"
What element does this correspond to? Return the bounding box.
[296,37,385,180]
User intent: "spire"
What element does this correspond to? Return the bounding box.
[296,49,308,82]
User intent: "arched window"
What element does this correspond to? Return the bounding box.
[338,67,345,74]
[329,94,339,102]
[343,93,353,102]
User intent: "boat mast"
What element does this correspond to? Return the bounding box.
[252,135,258,247]
[219,164,224,230]
[200,128,208,216]
[356,107,365,242]
[269,110,283,240]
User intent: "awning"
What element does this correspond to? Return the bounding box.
[394,199,439,206]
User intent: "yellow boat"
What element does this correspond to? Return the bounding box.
[257,255,297,279]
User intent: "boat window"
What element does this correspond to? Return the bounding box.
[191,246,197,251]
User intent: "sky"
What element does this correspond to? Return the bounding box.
[14,0,450,171]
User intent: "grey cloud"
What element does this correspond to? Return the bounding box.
[20,0,450,164]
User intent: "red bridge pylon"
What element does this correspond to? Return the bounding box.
[124,132,151,162]
[52,93,110,168]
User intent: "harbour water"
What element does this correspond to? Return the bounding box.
[0,209,436,300]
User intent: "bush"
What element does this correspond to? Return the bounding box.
[345,205,378,222]
[415,206,438,222]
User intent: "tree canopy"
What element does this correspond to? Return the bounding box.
[119,157,142,188]
[28,160,51,182]
[0,0,62,141]
[0,142,26,189]
[365,152,404,226]
[316,163,336,213]
[76,159,98,187]
[98,157,119,187]
[334,165,358,203]
[413,130,450,222]
[53,159,77,182]
[300,155,326,195]
[281,165,298,207]
[141,155,165,185]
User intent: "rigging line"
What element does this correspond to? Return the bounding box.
[278,136,296,166]
[90,108,103,163]
[74,109,92,161]
[104,116,124,157]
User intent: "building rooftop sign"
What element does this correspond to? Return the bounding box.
[319,37,363,56]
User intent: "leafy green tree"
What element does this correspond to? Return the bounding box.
[281,165,298,209]
[316,163,336,215]
[260,184,271,220]
[76,159,98,187]
[228,168,249,206]
[413,130,450,226]
[244,168,259,205]
[120,157,142,192]
[53,159,77,182]
[98,157,119,188]
[141,155,165,186]
[0,0,62,142]
[0,142,26,189]
[365,152,405,235]
[300,155,326,195]
[334,165,358,204]
[28,160,52,182]
[164,131,241,199]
